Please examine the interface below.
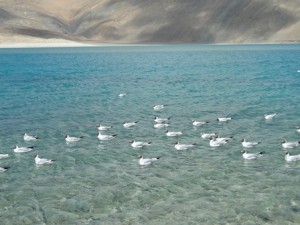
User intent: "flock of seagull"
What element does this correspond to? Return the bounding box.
[1,94,300,171]
[101,101,300,165]
[0,133,55,171]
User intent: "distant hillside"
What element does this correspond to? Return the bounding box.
[0,0,299,44]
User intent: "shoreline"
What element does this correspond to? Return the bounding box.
[0,34,299,49]
[0,42,150,48]
[0,36,109,48]
[0,41,98,49]
[0,40,299,49]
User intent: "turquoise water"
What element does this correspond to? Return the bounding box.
[0,44,300,225]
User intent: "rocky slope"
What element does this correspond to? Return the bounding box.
[0,0,299,44]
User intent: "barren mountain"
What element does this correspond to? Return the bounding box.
[0,0,299,44]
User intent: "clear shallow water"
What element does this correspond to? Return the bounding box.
[0,44,300,224]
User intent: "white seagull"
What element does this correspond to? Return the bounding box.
[216,135,233,142]
[192,120,209,126]
[65,135,83,142]
[0,154,9,159]
[129,140,152,148]
[209,137,228,147]
[97,132,117,141]
[285,151,300,162]
[34,154,54,165]
[174,141,196,150]
[165,130,182,137]
[154,116,170,123]
[24,133,38,141]
[241,150,264,160]
[281,139,300,149]
[201,132,217,139]
[264,113,276,120]
[123,121,139,128]
[97,124,112,131]
[296,127,300,133]
[154,122,169,129]
[153,104,165,111]
[217,117,232,122]
[138,155,160,166]
[13,145,34,153]
[241,139,261,148]
[0,166,9,172]
[118,93,127,97]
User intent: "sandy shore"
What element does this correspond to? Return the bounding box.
[0,35,101,48]
[0,36,140,48]
[1,34,298,48]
